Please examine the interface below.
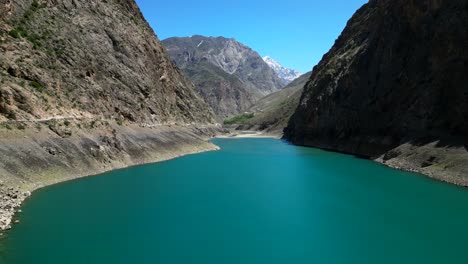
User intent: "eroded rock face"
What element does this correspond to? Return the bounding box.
[285,0,468,184]
[0,0,215,124]
[162,36,284,119]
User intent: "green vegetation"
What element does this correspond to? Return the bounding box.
[52,39,66,56]
[116,119,124,126]
[1,123,12,130]
[26,33,43,49]
[63,120,70,127]
[9,26,43,48]
[223,113,255,125]
[0,121,27,130]
[23,0,47,21]
[9,26,28,39]
[30,81,45,93]
[9,0,47,48]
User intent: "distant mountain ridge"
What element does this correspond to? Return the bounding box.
[162,36,284,119]
[263,56,302,85]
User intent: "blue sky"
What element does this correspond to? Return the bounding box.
[135,0,368,73]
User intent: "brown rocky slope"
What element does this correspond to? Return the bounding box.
[0,0,220,230]
[285,0,468,185]
[237,72,311,135]
[0,0,214,124]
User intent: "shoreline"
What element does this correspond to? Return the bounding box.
[215,131,281,139]
[30,144,221,194]
[3,133,466,233]
[376,158,468,188]
[374,159,468,189]
[0,124,222,231]
[1,131,276,232]
[1,142,220,232]
[219,134,468,187]
[285,139,468,188]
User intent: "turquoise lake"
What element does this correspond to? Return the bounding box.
[1,138,468,263]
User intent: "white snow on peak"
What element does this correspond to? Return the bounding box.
[263,56,281,68]
[263,56,302,85]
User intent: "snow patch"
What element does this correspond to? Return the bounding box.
[263,56,302,85]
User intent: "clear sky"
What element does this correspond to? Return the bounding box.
[135,0,368,73]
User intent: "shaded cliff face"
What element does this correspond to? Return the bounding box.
[162,36,284,119]
[285,0,468,183]
[0,0,215,124]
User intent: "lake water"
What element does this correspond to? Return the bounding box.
[1,138,468,263]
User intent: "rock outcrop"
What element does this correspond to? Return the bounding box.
[285,0,468,185]
[162,36,284,119]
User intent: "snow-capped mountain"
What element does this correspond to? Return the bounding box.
[263,56,302,86]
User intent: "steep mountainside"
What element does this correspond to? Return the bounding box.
[285,0,468,185]
[0,0,214,124]
[162,36,284,119]
[171,60,255,119]
[0,0,219,230]
[238,72,311,135]
[263,56,302,85]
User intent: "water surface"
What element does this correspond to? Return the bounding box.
[1,138,468,263]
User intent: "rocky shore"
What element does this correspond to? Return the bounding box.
[0,185,30,231]
[0,121,222,231]
[375,141,468,187]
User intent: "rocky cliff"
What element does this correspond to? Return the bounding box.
[285,0,468,185]
[162,36,284,119]
[0,0,219,230]
[0,0,215,124]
